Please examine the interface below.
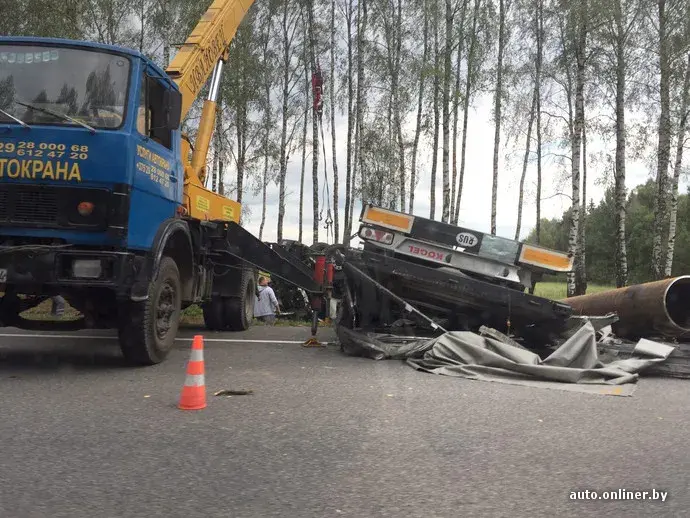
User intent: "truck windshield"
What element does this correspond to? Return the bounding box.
[0,45,130,130]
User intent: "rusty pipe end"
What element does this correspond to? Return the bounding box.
[662,275,690,334]
[561,275,690,339]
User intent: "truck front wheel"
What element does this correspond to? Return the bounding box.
[118,256,181,365]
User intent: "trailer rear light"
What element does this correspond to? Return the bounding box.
[77,201,95,216]
[518,244,573,272]
[361,205,414,233]
[359,226,394,245]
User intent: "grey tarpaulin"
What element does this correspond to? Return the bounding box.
[336,321,675,396]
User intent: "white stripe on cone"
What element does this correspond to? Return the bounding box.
[184,373,205,387]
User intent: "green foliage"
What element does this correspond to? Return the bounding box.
[525,179,690,285]
[0,0,84,39]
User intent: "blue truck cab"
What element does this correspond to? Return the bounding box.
[0,36,191,363]
[0,36,325,365]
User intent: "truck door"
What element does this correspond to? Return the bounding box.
[129,69,180,250]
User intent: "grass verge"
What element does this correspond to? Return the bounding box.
[533,282,615,300]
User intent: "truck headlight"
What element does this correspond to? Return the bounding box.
[72,259,102,279]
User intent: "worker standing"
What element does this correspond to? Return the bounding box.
[254,276,280,325]
[51,295,65,318]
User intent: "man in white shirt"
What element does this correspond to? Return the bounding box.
[254,276,280,325]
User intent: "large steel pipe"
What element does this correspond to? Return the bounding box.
[563,276,690,339]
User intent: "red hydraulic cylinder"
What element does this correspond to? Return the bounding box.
[305,255,326,345]
[326,262,334,286]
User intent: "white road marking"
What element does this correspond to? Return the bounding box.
[0,332,332,345]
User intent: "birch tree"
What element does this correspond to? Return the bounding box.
[330,0,340,242]
[410,0,430,213]
[452,0,485,225]
[341,0,356,242]
[349,0,368,241]
[430,0,441,219]
[651,0,673,279]
[491,0,509,235]
[450,0,469,220]
[277,0,303,241]
[534,0,544,244]
[665,54,690,275]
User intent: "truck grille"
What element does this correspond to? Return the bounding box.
[0,185,58,225]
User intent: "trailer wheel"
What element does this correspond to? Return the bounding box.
[118,256,181,365]
[203,297,225,331]
[224,269,256,331]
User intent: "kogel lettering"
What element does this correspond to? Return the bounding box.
[408,245,445,261]
[0,158,81,182]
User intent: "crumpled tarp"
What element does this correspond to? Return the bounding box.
[336,321,675,396]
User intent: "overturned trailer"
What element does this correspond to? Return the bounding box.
[266,203,690,385]
[280,203,577,347]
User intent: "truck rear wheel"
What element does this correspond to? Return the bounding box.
[224,268,256,331]
[118,256,181,365]
[202,297,225,331]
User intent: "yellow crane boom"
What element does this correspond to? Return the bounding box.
[165,0,256,223]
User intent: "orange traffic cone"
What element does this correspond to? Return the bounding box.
[178,335,207,410]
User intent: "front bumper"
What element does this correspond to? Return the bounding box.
[0,246,145,296]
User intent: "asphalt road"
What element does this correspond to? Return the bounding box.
[0,325,688,518]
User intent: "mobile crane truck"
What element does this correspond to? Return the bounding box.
[0,0,324,364]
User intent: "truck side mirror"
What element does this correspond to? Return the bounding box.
[163,89,182,131]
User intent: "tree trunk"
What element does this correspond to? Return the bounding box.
[343,0,355,243]
[299,46,309,243]
[613,0,628,287]
[236,102,247,211]
[330,0,340,242]
[652,0,671,279]
[576,113,588,294]
[450,0,468,221]
[515,85,537,240]
[259,89,270,240]
[441,0,454,222]
[350,0,367,230]
[566,3,586,298]
[213,101,222,193]
[534,0,543,244]
[138,1,145,52]
[305,1,320,245]
[395,0,405,212]
[665,52,690,276]
[453,0,480,224]
[277,0,291,242]
[410,0,429,213]
[430,0,440,220]
[491,0,506,235]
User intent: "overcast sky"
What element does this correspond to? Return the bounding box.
[235,93,682,246]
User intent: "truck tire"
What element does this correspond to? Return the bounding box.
[224,268,256,331]
[118,256,181,365]
[203,297,225,331]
